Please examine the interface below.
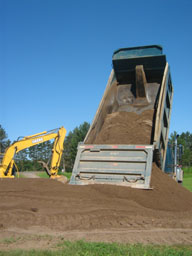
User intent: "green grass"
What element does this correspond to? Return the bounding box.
[183,166,192,173]
[0,237,20,245]
[0,241,192,256]
[36,172,49,178]
[183,172,192,192]
[59,171,72,179]
[56,241,192,256]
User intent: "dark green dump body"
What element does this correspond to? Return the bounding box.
[113,45,166,84]
[113,45,163,59]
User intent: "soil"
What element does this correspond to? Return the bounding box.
[0,164,192,249]
[89,110,154,145]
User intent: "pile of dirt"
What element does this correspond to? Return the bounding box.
[91,109,154,144]
[0,165,192,245]
[1,109,191,245]
[0,166,192,232]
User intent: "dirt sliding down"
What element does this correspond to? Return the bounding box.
[138,163,192,211]
[89,109,154,145]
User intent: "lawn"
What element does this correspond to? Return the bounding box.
[0,241,192,256]
[183,166,192,173]
[183,172,192,192]
[182,166,192,192]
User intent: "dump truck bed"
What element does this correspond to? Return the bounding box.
[70,45,173,188]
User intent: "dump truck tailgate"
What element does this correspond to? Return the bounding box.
[69,144,153,189]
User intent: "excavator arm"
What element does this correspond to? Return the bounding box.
[0,127,66,178]
[38,127,66,178]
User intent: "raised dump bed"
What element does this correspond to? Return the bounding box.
[70,45,173,189]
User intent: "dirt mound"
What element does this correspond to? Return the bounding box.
[96,163,192,212]
[0,167,192,232]
[0,166,192,245]
[90,110,154,144]
[84,109,192,212]
[0,109,191,244]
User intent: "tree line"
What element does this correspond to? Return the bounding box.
[169,131,192,167]
[0,124,192,172]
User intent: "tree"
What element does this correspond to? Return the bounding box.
[63,122,90,172]
[0,125,11,153]
[169,131,192,167]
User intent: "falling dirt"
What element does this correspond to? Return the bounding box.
[86,109,154,145]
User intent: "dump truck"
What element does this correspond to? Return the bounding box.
[70,45,173,189]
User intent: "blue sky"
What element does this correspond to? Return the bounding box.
[0,0,192,142]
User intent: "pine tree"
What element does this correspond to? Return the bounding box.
[169,131,192,167]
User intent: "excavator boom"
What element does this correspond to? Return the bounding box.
[0,127,66,178]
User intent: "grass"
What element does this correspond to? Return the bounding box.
[0,241,192,256]
[36,172,49,178]
[182,166,192,192]
[0,237,20,245]
[183,166,192,173]
[56,241,192,256]
[183,172,192,192]
[60,171,72,179]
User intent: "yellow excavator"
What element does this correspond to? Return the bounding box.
[0,127,66,179]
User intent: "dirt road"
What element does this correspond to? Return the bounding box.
[21,171,40,178]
